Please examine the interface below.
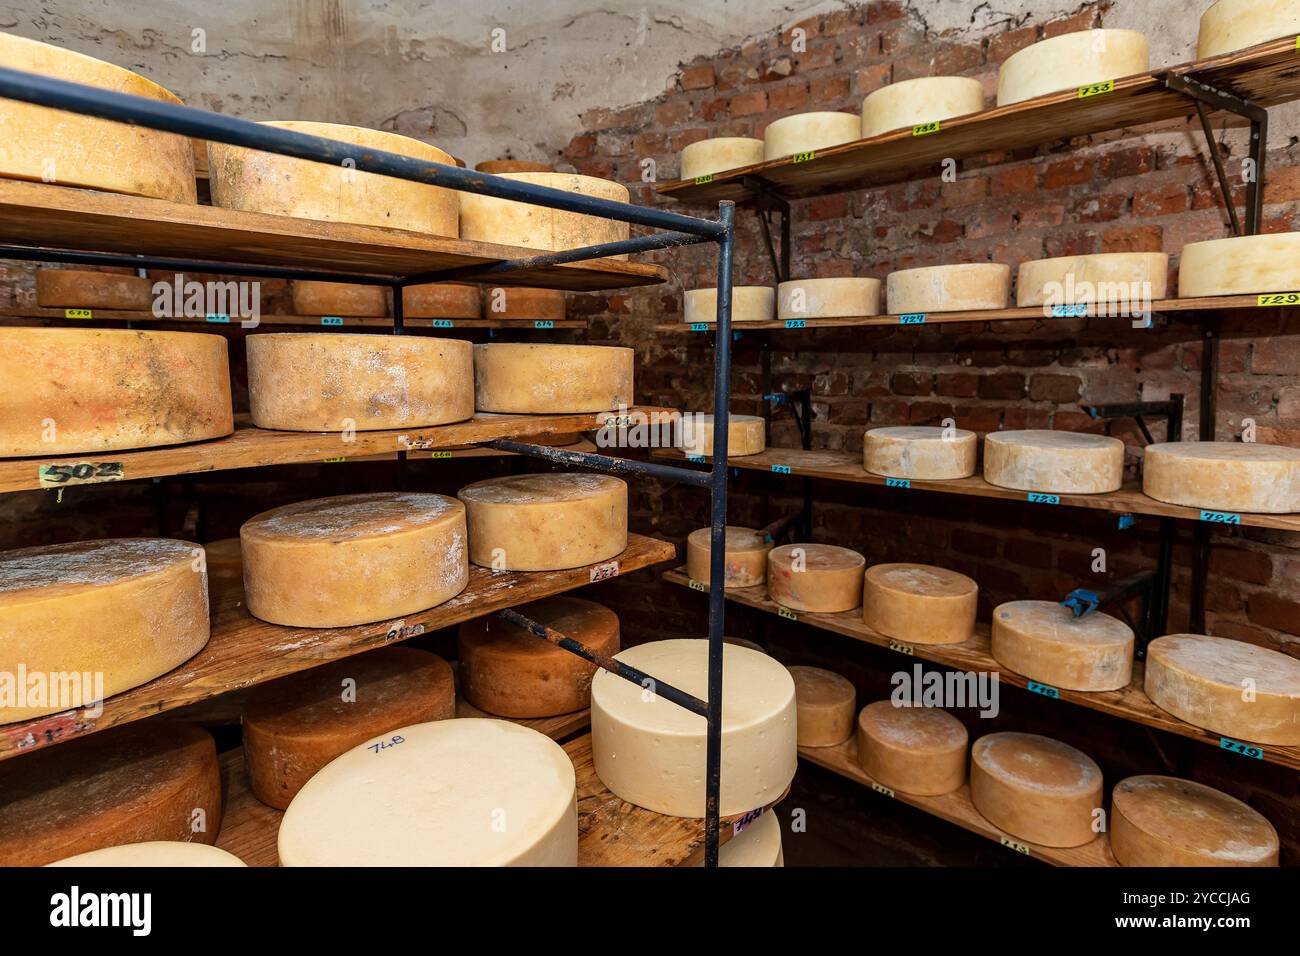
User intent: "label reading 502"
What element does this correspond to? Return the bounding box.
[38,462,125,487]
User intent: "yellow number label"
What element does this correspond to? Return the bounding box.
[63,308,93,319]
[1257,292,1300,307]
[791,151,816,163]
[912,121,941,136]
[1077,79,1114,99]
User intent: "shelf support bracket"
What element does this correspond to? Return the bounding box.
[741,176,791,283]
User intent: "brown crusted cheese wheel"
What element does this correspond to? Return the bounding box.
[1142,442,1300,514]
[855,701,967,795]
[686,526,772,588]
[483,287,566,321]
[1110,775,1279,867]
[476,159,556,174]
[970,732,1103,848]
[863,426,978,480]
[984,430,1124,494]
[404,283,482,319]
[991,601,1134,692]
[767,543,865,613]
[458,172,630,256]
[36,269,154,311]
[862,563,977,645]
[788,666,856,747]
[291,281,387,317]
[473,343,634,414]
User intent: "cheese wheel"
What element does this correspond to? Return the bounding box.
[997,30,1149,106]
[483,287,566,321]
[473,343,633,413]
[856,701,967,796]
[404,283,481,319]
[458,596,619,717]
[991,600,1135,691]
[767,543,865,613]
[683,286,775,324]
[696,809,784,866]
[1179,233,1300,297]
[679,414,766,457]
[1111,775,1279,867]
[685,526,772,588]
[278,718,578,866]
[590,639,797,816]
[240,492,468,627]
[984,430,1124,494]
[0,327,233,457]
[970,732,1103,847]
[243,647,456,809]
[476,159,555,174]
[763,111,860,161]
[680,137,765,179]
[458,172,630,257]
[1145,634,1300,745]
[458,473,627,571]
[683,637,771,654]
[0,34,195,203]
[0,722,221,866]
[291,281,387,317]
[1198,0,1300,58]
[777,277,882,319]
[1016,252,1169,308]
[788,666,856,747]
[860,76,985,138]
[862,563,977,646]
[863,425,977,480]
[0,538,210,722]
[203,538,243,588]
[48,842,247,867]
[887,263,1011,313]
[1142,441,1300,513]
[247,332,474,431]
[36,269,154,311]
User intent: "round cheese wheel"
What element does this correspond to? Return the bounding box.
[984,430,1125,494]
[1145,634,1300,745]
[683,286,775,324]
[0,327,233,457]
[679,413,765,457]
[203,538,243,589]
[590,639,797,816]
[856,701,967,796]
[240,492,468,627]
[483,287,566,321]
[887,263,1011,313]
[860,76,985,138]
[404,283,481,319]
[247,332,474,431]
[1178,233,1300,297]
[48,842,246,867]
[291,281,387,317]
[473,343,633,413]
[458,473,627,571]
[36,269,155,311]
[243,647,456,809]
[970,732,1103,847]
[991,600,1135,691]
[0,34,195,203]
[997,29,1149,106]
[459,172,630,256]
[1198,0,1300,58]
[209,121,458,235]
[1016,252,1169,308]
[458,596,619,717]
[862,563,977,646]
[475,159,555,174]
[1111,775,1279,867]
[0,538,210,721]
[863,425,977,480]
[777,277,882,319]
[788,665,856,747]
[278,718,578,866]
[684,637,771,654]
[696,809,784,867]
[767,543,865,613]
[685,526,772,588]
[763,111,860,161]
[1142,441,1300,513]
[680,137,765,179]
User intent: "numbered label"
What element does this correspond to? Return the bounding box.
[534,320,555,329]
[1027,680,1060,699]
[1200,510,1241,524]
[367,734,406,754]
[870,782,896,798]
[791,150,816,163]
[604,415,633,428]
[776,606,798,621]
[1001,836,1031,855]
[899,313,926,325]
[63,308,92,319]
[693,174,714,185]
[688,578,707,592]
[205,313,231,324]
[885,478,911,489]
[1077,79,1114,98]
[784,319,806,329]
[887,640,914,656]
[322,456,346,463]
[37,462,124,487]
[320,315,343,327]
[432,319,454,328]
[912,120,941,137]
[686,454,706,463]
[1028,493,1061,505]
[429,451,453,459]
[1050,303,1088,318]
[771,464,792,474]
[690,322,709,332]
[732,807,763,835]
[1256,292,1300,307]
[1220,737,1264,760]
[590,560,620,583]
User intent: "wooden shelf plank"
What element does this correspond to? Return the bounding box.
[0,307,587,330]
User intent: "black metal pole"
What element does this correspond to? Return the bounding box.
[1190,322,1219,632]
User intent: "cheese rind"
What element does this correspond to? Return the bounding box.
[788,666,856,747]
[856,701,967,796]
[475,159,554,174]
[683,286,775,324]
[680,137,765,179]
[404,283,481,319]
[1111,775,1279,867]
[860,76,985,138]
[36,269,155,311]
[991,600,1134,691]
[48,842,246,867]
[473,343,633,413]
[863,425,977,480]
[984,430,1125,494]
[777,277,882,319]
[763,111,861,161]
[1016,252,1169,308]
[1142,441,1300,513]
[686,526,772,588]
[482,287,566,321]
[997,29,1149,106]
[458,172,630,257]
[291,281,387,317]
[1178,233,1300,297]
[1197,0,1300,58]
[679,414,765,457]
[970,732,1103,848]
[862,563,977,646]
[886,263,1011,313]
[767,543,865,613]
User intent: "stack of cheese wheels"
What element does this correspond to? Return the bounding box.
[696,810,784,866]
[36,269,155,311]
[678,413,766,457]
[404,283,481,319]
[458,596,619,717]
[0,539,210,721]
[278,718,579,866]
[856,701,967,795]
[590,639,797,816]
[863,425,978,480]
[763,111,860,161]
[1178,233,1300,297]
[686,526,773,588]
[48,842,247,867]
[475,159,554,174]
[991,601,1135,691]
[247,333,474,431]
[788,666,856,747]
[970,732,1103,847]
[473,343,633,413]
[209,122,458,235]
[680,137,765,180]
[203,538,244,592]
[242,647,456,809]
[240,492,468,627]
[458,473,627,571]
[482,287,565,322]
[997,30,1149,106]
[0,34,195,202]
[0,722,221,866]
[1110,775,1279,867]
[862,563,978,646]
[290,281,387,317]
[1144,634,1300,744]
[768,543,865,613]
[860,76,985,138]
[1016,252,1169,308]
[684,286,775,324]
[1198,0,1300,58]
[0,327,233,456]
[886,263,1011,313]
[984,430,1125,494]
[1142,442,1300,513]
[777,277,882,319]
[459,172,630,256]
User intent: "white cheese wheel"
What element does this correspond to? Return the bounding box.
[404,283,481,319]
[970,732,1103,847]
[458,473,627,571]
[997,29,1149,106]
[36,269,155,311]
[458,172,630,256]
[1198,0,1300,58]
[863,425,978,479]
[291,281,387,317]
[590,639,797,816]
[278,718,578,866]
[991,600,1135,692]
[473,343,634,414]
[767,543,865,613]
[777,277,882,319]
[984,430,1125,494]
[886,263,1011,313]
[1111,775,1279,867]
[240,492,468,627]
[1142,441,1300,513]
[48,842,246,867]
[856,701,967,796]
[679,414,765,457]
[860,76,985,138]
[1016,252,1169,308]
[680,137,765,179]
[1178,233,1300,297]
[683,286,775,324]
[788,665,856,747]
[482,287,566,321]
[686,526,772,588]
[1145,634,1300,745]
[697,809,784,866]
[862,563,977,646]
[763,111,860,161]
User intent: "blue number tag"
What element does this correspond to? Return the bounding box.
[1200,510,1241,524]
[205,313,230,323]
[1028,493,1060,505]
[1050,304,1088,318]
[1220,737,1263,759]
[690,322,709,332]
[432,319,454,328]
[771,464,792,474]
[885,478,910,489]
[534,320,555,329]
[320,316,343,326]
[899,313,926,325]
[1027,681,1060,699]
[686,455,705,463]
[784,319,806,329]
[1117,513,1135,530]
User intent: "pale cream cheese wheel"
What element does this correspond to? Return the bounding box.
[48,842,246,867]
[1142,441,1300,513]
[458,172,630,256]
[862,563,977,646]
[473,343,633,413]
[483,287,566,321]
[1016,252,1169,308]
[856,702,967,796]
[1198,0,1300,58]
[1178,233,1300,297]
[991,600,1135,691]
[777,277,882,319]
[788,665,856,747]
[970,732,1103,847]
[997,29,1150,106]
[767,543,865,613]
[984,430,1125,494]
[696,809,784,866]
[1111,775,1279,867]
[683,286,775,324]
[680,137,765,179]
[863,425,977,480]
[886,263,1011,313]
[860,76,985,138]
[686,526,772,588]
[763,111,860,161]
[291,281,387,317]
[36,269,155,311]
[404,283,481,319]
[679,414,765,457]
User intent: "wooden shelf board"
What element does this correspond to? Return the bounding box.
[0,307,587,330]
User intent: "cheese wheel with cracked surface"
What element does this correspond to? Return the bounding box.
[767,543,865,613]
[695,810,784,867]
[1016,252,1168,308]
[1142,442,1300,514]
[991,600,1134,692]
[48,842,247,867]
[970,732,1103,848]
[860,76,985,138]
[984,430,1124,494]
[856,701,967,796]
[1178,233,1300,297]
[788,666,856,747]
[482,287,565,321]
[777,277,881,319]
[679,414,765,457]
[404,283,481,319]
[291,281,387,317]
[475,159,554,174]
[997,30,1149,106]
[680,137,765,180]
[1198,0,1300,58]
[862,563,977,646]
[684,286,775,324]
[458,172,630,256]
[473,343,633,413]
[686,526,772,588]
[763,111,860,161]
[1110,775,1279,867]
[864,425,977,480]
[36,269,155,311]
[886,263,1011,313]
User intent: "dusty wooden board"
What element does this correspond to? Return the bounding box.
[0,307,587,330]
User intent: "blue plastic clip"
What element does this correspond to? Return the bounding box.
[1060,588,1101,618]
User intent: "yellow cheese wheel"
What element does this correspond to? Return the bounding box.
[860,76,985,138]
[1016,252,1169,308]
[697,809,784,866]
[788,665,856,747]
[763,111,860,161]
[1179,233,1300,297]
[1198,0,1300,58]
[48,842,246,867]
[984,430,1124,494]
[863,425,977,480]
[1142,441,1300,513]
[680,137,765,179]
[970,732,1103,847]
[475,159,555,174]
[404,283,481,319]
[473,343,633,413]
[777,277,882,319]
[36,269,154,311]
[856,701,967,795]
[997,29,1149,106]
[678,414,765,457]
[458,172,630,256]
[685,526,772,588]
[862,563,977,645]
[683,286,775,324]
[1111,775,1279,867]
[482,287,566,321]
[291,281,387,317]
[991,600,1135,691]
[767,543,865,613]
[886,263,1011,313]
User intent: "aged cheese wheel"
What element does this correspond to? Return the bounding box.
[767,543,865,613]
[696,810,784,867]
[241,492,468,627]
[459,172,630,256]
[458,596,619,718]
[763,111,860,161]
[863,425,978,480]
[0,722,221,866]
[991,600,1135,691]
[680,137,765,179]
[788,666,856,747]
[48,842,246,867]
[860,76,985,138]
[1111,775,1279,867]
[1016,252,1169,308]
[1145,634,1300,745]
[683,285,775,324]
[997,30,1149,106]
[590,639,797,816]
[483,286,566,321]
[243,647,456,809]
[862,563,977,646]
[291,281,387,317]
[1142,441,1300,513]
[1198,0,1300,58]
[887,263,1011,313]
[203,538,243,589]
[0,538,210,722]
[970,732,1103,847]
[458,473,627,571]
[278,718,578,866]
[473,343,633,413]
[36,269,154,311]
[0,327,233,457]
[777,277,881,319]
[686,526,772,588]
[856,701,967,796]
[404,283,481,319]
[476,159,555,174]
[984,430,1124,494]
[678,414,765,457]
[0,34,195,203]
[247,332,474,431]
[1179,233,1300,297]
